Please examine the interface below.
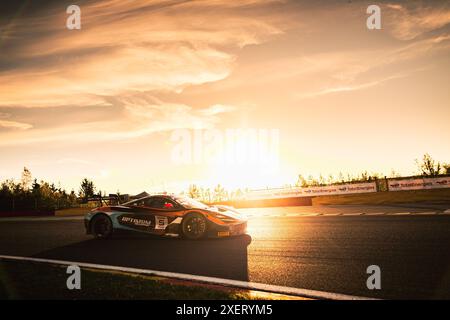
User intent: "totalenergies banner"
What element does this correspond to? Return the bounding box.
[388,177,450,191]
[246,182,377,200]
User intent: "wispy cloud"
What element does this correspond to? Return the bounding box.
[0,119,33,130]
[0,0,282,108]
[384,2,450,40]
[0,112,32,130]
[0,97,237,146]
[0,0,284,145]
[292,31,448,100]
[296,73,413,99]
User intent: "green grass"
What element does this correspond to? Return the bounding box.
[312,188,450,206]
[0,260,300,300]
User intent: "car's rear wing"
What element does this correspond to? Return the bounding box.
[87,193,126,206]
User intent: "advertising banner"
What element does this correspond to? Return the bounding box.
[246,182,377,199]
[388,177,450,191]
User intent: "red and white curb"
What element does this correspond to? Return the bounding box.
[0,254,375,300]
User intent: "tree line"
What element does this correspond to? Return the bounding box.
[0,168,97,211]
[294,153,449,188]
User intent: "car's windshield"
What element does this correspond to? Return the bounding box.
[174,196,210,210]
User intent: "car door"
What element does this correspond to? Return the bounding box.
[118,196,181,234]
[143,197,182,233]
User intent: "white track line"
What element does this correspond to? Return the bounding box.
[0,254,374,300]
[443,209,450,214]
[391,212,411,216]
[342,213,363,216]
[364,212,385,216]
[411,211,436,216]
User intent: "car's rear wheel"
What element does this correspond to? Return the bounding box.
[91,214,113,239]
[181,213,207,240]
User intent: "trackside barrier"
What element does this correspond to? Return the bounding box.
[246,182,377,200]
[245,176,450,200]
[388,177,450,191]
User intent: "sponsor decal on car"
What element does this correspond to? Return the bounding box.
[120,216,152,227]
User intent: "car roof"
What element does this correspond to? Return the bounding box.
[121,194,172,205]
[135,194,176,201]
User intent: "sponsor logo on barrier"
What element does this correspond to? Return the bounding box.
[388,177,450,191]
[246,182,377,200]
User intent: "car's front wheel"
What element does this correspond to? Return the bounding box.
[181,213,207,240]
[91,214,113,239]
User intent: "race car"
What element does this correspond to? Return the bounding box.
[84,194,247,240]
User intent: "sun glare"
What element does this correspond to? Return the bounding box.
[203,131,285,190]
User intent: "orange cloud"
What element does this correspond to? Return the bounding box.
[0,0,285,146]
[384,2,450,40]
[0,0,283,108]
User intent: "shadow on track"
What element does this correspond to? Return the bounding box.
[34,233,252,281]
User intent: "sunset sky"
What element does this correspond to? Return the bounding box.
[0,0,449,194]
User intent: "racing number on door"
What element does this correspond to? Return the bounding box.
[155,216,168,230]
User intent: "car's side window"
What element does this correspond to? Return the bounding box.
[142,198,156,207]
[146,197,177,210]
[132,199,145,207]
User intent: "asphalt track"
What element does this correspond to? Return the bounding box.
[0,204,450,299]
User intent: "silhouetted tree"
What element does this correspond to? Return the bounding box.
[416,153,442,176]
[296,174,308,187]
[188,184,200,199]
[444,163,450,175]
[79,178,96,202]
[21,167,32,190]
[213,184,225,202]
[327,174,335,184]
[319,174,325,186]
